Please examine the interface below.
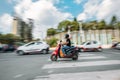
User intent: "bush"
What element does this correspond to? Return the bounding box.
[46,38,58,47]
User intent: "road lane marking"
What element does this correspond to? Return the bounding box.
[33,70,120,80]
[34,76,49,80]
[80,53,95,57]
[80,56,106,59]
[43,60,120,69]
[48,70,54,73]
[13,74,24,78]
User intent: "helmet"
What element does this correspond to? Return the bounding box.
[65,34,69,38]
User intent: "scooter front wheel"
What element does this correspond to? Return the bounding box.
[50,54,57,61]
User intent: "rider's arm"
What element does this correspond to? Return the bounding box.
[61,40,69,45]
[62,42,68,45]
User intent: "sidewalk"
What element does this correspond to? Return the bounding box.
[50,47,56,50]
[102,44,112,49]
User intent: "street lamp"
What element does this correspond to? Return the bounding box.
[78,20,83,44]
[67,25,71,35]
[78,20,83,34]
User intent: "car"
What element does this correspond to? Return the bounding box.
[114,43,120,50]
[0,44,3,51]
[77,40,102,52]
[111,42,120,48]
[16,41,49,55]
[0,44,17,52]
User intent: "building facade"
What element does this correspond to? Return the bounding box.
[12,16,33,41]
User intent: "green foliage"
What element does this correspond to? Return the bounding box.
[97,20,106,29]
[46,38,58,47]
[0,34,21,44]
[110,15,117,25]
[47,28,57,36]
[71,21,79,31]
[47,15,120,37]
[58,20,71,31]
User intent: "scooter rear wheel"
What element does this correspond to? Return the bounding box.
[72,53,78,60]
[51,54,57,61]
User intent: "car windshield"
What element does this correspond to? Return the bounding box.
[25,42,35,46]
[81,42,85,45]
[36,42,43,45]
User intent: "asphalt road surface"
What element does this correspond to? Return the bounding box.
[0,49,120,80]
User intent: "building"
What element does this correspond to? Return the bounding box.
[12,16,33,41]
[12,16,19,36]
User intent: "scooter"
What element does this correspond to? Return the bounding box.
[50,40,79,61]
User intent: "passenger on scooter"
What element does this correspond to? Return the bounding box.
[62,34,71,55]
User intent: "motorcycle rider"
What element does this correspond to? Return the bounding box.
[62,34,72,55]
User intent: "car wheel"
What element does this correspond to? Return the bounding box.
[17,50,24,55]
[80,48,84,52]
[42,49,47,54]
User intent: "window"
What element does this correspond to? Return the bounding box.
[86,42,91,45]
[93,41,97,44]
[26,42,35,46]
[36,42,42,45]
[81,42,85,45]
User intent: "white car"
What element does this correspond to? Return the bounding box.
[16,41,49,55]
[77,41,102,52]
[115,43,120,50]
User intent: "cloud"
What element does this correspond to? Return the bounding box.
[77,0,101,21]
[74,0,83,4]
[77,0,120,22]
[96,0,120,21]
[13,0,72,39]
[77,13,87,21]
[0,14,13,34]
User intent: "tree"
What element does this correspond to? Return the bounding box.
[118,22,120,29]
[71,21,79,31]
[47,28,57,36]
[46,37,58,47]
[73,17,77,22]
[58,20,71,31]
[0,34,21,44]
[98,20,106,29]
[109,15,117,29]
[110,15,117,26]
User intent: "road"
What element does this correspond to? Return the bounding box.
[0,49,120,80]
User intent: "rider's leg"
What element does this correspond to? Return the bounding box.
[62,46,69,55]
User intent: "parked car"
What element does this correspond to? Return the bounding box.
[77,40,102,52]
[0,44,3,51]
[114,43,120,50]
[0,44,17,52]
[111,42,120,48]
[16,41,49,55]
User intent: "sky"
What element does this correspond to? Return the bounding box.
[0,0,120,39]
